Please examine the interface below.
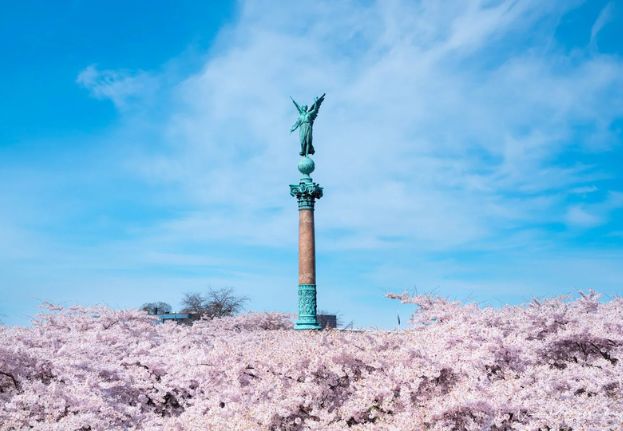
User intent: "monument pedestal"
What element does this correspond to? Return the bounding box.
[290,157,323,330]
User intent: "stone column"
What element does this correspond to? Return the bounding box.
[298,208,316,286]
[290,156,323,330]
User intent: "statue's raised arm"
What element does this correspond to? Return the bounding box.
[291,97,303,114]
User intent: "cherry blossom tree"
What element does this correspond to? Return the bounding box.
[1,291,621,430]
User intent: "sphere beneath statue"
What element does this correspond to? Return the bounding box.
[298,156,315,176]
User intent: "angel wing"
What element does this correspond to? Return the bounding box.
[291,97,303,114]
[308,93,326,121]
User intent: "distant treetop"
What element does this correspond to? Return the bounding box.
[140,302,172,315]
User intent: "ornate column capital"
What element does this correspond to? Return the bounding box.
[290,177,323,210]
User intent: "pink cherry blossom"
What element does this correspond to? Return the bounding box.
[1,291,621,430]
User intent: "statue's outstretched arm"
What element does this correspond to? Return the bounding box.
[290,118,301,133]
[291,97,302,113]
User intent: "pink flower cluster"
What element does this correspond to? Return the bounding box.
[1,292,621,430]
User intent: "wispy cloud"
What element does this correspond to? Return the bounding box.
[566,192,623,228]
[591,1,614,47]
[118,0,623,251]
[76,65,157,109]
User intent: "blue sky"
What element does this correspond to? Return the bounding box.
[1,0,622,328]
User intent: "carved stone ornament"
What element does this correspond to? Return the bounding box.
[290,178,323,210]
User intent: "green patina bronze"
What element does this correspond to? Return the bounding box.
[290,93,325,157]
[295,284,321,329]
[297,156,315,177]
[289,93,325,330]
[290,174,323,210]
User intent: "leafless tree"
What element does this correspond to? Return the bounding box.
[181,288,247,319]
[179,293,204,314]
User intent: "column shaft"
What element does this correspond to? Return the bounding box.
[298,209,316,285]
[290,174,322,330]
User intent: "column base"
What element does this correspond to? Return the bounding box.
[296,283,321,330]
[295,320,321,330]
[294,322,322,331]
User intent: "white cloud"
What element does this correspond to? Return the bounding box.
[565,192,623,228]
[591,2,614,47]
[76,65,157,109]
[571,185,598,195]
[565,206,603,227]
[118,0,623,251]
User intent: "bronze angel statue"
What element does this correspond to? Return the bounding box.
[290,93,325,156]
